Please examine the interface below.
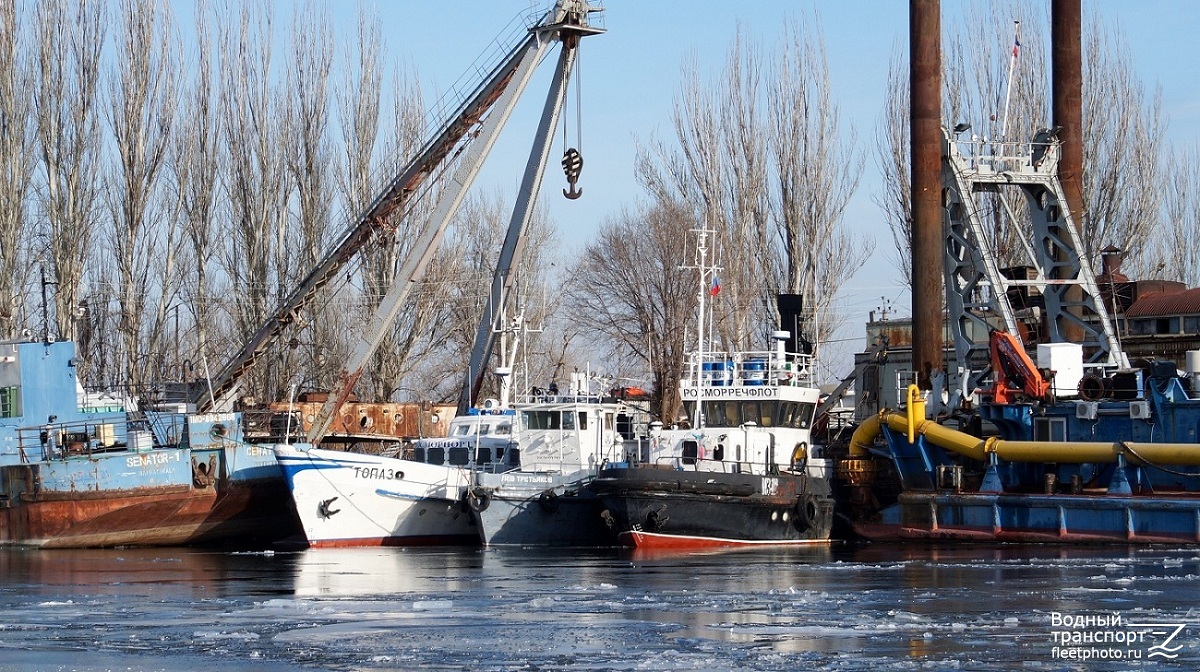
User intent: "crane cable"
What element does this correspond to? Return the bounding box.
[561,49,584,199]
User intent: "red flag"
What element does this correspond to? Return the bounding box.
[709,276,721,296]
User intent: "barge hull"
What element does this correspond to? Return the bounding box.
[0,477,296,548]
[594,468,833,549]
[854,491,1200,544]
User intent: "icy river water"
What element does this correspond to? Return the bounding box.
[1,543,1198,671]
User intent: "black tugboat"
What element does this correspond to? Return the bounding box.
[591,229,834,551]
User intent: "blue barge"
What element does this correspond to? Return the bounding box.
[842,362,1200,544]
[0,339,296,548]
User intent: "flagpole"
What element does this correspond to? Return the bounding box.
[1000,20,1020,140]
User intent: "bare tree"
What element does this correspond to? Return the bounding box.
[355,64,438,402]
[1155,144,1200,286]
[438,190,558,402]
[638,48,758,352]
[216,1,290,404]
[565,200,698,421]
[875,44,913,287]
[333,7,388,400]
[767,18,868,349]
[1080,14,1162,274]
[106,0,178,390]
[32,0,105,353]
[0,0,33,339]
[281,1,339,392]
[171,0,223,388]
[879,2,1163,286]
[633,17,867,402]
[335,6,384,230]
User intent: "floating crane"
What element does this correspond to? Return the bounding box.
[195,1,604,445]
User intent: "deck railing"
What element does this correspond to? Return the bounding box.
[688,351,815,388]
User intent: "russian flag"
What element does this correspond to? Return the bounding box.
[1012,36,1020,59]
[709,276,721,296]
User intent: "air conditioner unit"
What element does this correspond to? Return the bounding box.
[1075,402,1098,420]
[1130,401,1151,420]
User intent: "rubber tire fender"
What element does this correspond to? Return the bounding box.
[467,487,491,512]
[538,489,559,513]
[795,493,820,532]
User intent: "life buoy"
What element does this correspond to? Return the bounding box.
[538,489,559,513]
[794,494,820,532]
[467,487,491,512]
[791,442,809,471]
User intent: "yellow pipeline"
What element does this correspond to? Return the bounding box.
[851,410,1200,467]
[848,412,883,458]
[905,385,925,444]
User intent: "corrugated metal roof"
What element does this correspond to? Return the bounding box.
[1124,287,1200,318]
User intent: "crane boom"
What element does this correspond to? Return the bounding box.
[459,30,582,414]
[304,2,604,443]
[197,2,602,414]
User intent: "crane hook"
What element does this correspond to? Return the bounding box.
[561,147,583,200]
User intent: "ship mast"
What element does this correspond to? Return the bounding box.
[689,225,720,431]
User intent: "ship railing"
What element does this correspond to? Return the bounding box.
[515,390,611,405]
[948,136,1058,176]
[9,414,146,463]
[689,351,815,388]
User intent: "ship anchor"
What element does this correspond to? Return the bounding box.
[318,496,341,518]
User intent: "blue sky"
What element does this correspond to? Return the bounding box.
[303,1,1200,377]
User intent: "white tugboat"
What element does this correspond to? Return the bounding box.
[273,0,606,549]
[466,374,649,546]
[591,228,835,551]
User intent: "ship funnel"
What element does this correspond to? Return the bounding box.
[776,294,809,355]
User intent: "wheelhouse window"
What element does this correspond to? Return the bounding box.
[682,400,809,428]
[791,402,816,429]
[494,422,511,436]
[740,401,760,426]
[522,410,562,430]
[701,401,728,426]
[758,400,777,427]
[681,401,695,426]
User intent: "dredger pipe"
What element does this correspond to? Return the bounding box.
[850,411,1200,467]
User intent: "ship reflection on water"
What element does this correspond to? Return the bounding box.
[0,543,1196,670]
